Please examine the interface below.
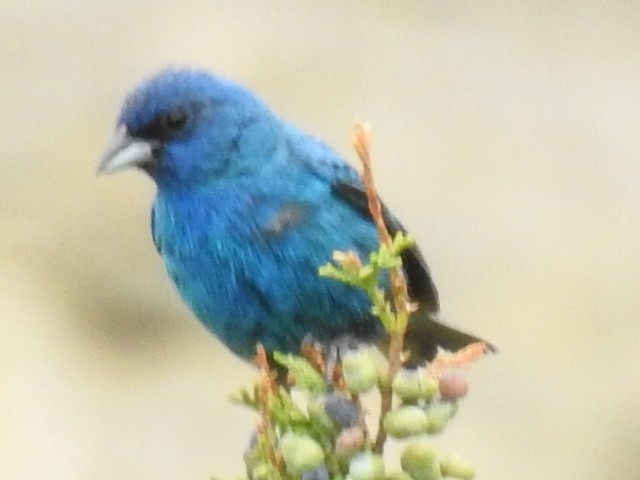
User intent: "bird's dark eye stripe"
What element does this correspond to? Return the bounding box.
[162,111,188,132]
[130,109,191,142]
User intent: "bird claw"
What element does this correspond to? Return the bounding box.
[300,334,367,387]
[325,335,367,387]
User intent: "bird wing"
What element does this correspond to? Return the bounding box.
[287,128,440,313]
[330,180,440,313]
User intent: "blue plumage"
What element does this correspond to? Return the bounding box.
[99,68,491,361]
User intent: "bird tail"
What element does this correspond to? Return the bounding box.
[403,314,497,364]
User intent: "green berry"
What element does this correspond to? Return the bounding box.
[383,405,430,438]
[392,368,439,402]
[425,401,457,434]
[280,432,325,476]
[421,375,440,401]
[342,347,379,394]
[400,443,442,480]
[440,453,475,479]
[385,472,414,480]
[349,452,385,480]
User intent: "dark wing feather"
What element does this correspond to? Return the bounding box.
[331,181,439,313]
[150,206,161,254]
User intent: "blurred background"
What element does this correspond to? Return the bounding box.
[2,1,640,478]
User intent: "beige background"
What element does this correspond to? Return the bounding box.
[2,1,639,479]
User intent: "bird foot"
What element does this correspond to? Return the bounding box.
[300,335,372,389]
[325,335,367,387]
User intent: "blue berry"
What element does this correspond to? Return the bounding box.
[324,392,360,428]
[301,465,330,480]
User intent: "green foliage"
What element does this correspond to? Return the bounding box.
[231,385,261,410]
[318,232,414,333]
[272,353,326,395]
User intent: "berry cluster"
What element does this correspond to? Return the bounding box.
[239,345,476,480]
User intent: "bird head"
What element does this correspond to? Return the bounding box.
[98,68,281,188]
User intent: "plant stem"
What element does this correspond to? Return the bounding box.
[353,124,410,453]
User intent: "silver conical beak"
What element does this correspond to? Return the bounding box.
[97,126,154,174]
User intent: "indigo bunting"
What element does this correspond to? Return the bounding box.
[98,68,493,361]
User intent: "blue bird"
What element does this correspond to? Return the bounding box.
[98,68,493,363]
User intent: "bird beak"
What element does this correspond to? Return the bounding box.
[97,126,155,174]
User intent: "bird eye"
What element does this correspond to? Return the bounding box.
[160,110,189,136]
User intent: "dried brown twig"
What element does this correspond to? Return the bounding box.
[255,344,283,472]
